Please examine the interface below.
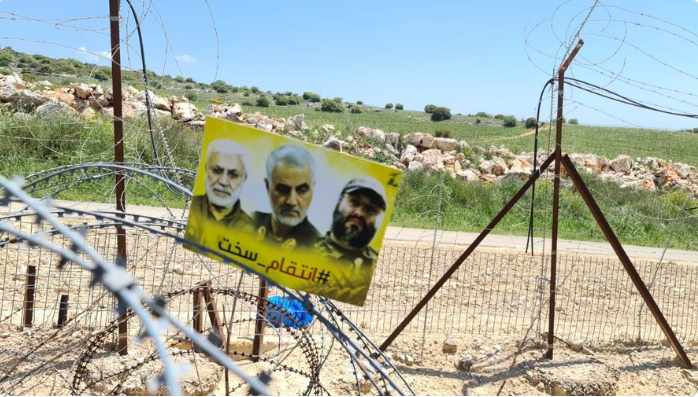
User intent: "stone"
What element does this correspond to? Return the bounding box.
[611,155,633,175]
[400,144,419,164]
[385,132,400,146]
[457,354,473,372]
[408,161,424,171]
[569,339,584,352]
[73,83,93,99]
[404,354,415,366]
[456,170,479,182]
[172,102,198,121]
[369,128,386,144]
[321,124,335,134]
[323,137,344,151]
[34,100,78,118]
[443,338,459,354]
[403,132,434,150]
[433,137,459,152]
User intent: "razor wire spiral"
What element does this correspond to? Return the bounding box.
[0,170,413,396]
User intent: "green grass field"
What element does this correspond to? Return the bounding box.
[2,50,697,250]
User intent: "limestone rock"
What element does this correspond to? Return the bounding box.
[403,132,434,150]
[443,338,459,354]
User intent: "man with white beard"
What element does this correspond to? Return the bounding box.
[184,139,255,247]
[253,145,321,251]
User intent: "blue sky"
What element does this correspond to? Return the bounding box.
[1,1,698,130]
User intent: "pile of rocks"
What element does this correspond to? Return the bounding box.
[2,73,696,197]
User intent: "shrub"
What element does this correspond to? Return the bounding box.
[303,92,321,102]
[502,115,517,127]
[0,67,12,75]
[256,96,271,107]
[184,84,193,90]
[320,99,344,113]
[184,92,197,101]
[475,118,481,124]
[93,66,111,81]
[430,107,451,121]
[174,75,185,83]
[494,114,505,120]
[475,111,490,118]
[185,77,194,83]
[333,97,343,104]
[0,52,14,67]
[211,79,229,93]
[525,117,537,129]
[434,128,453,138]
[251,86,259,94]
[242,101,254,107]
[275,96,290,106]
[424,104,436,113]
[356,101,363,105]
[288,95,302,105]
[569,118,579,124]
[385,103,394,109]
[350,104,363,114]
[395,103,404,110]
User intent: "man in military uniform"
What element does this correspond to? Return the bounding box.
[253,145,321,251]
[315,176,387,268]
[184,139,255,249]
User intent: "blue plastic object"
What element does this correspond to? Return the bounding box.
[266,296,314,329]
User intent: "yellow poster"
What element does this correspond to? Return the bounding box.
[183,116,402,306]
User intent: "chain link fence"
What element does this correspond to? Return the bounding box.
[2,215,696,345]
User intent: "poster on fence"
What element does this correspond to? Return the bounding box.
[183,116,402,306]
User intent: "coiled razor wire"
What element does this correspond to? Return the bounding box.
[0,174,413,395]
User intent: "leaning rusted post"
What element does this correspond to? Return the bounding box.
[379,153,555,352]
[23,265,37,328]
[252,279,269,361]
[57,294,69,328]
[109,0,129,356]
[547,39,584,360]
[561,155,692,368]
[202,281,225,346]
[193,284,204,334]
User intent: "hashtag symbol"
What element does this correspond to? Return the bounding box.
[316,270,331,284]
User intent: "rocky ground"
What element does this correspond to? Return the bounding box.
[1,322,698,396]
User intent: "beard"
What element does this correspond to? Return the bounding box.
[272,204,304,228]
[206,180,243,209]
[331,209,376,250]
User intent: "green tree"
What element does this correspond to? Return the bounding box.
[211,79,229,93]
[93,66,111,81]
[525,117,537,129]
[350,104,363,114]
[395,103,404,110]
[303,92,321,102]
[321,99,344,113]
[385,103,394,109]
[174,75,185,83]
[431,107,451,121]
[569,118,579,125]
[424,104,436,113]
[502,115,517,127]
[256,96,270,107]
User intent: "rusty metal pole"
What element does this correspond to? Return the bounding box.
[547,39,583,360]
[252,279,269,361]
[379,153,556,352]
[561,155,693,368]
[109,0,129,356]
[22,265,37,328]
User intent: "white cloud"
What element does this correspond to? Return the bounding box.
[175,54,197,62]
[77,46,111,64]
